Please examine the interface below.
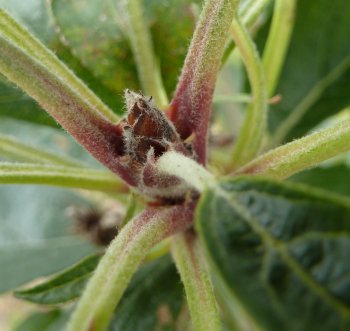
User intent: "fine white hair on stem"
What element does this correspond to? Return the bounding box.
[157,151,216,192]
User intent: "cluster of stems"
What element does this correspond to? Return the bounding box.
[0,0,349,330]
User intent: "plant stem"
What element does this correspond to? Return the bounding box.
[0,11,137,185]
[120,193,138,227]
[0,10,118,122]
[230,16,267,169]
[269,56,350,146]
[0,134,83,167]
[240,0,271,27]
[172,232,221,331]
[262,0,297,97]
[214,93,252,104]
[66,204,194,331]
[168,0,239,164]
[157,151,217,192]
[122,0,168,107]
[236,119,350,179]
[0,163,125,192]
[221,0,271,66]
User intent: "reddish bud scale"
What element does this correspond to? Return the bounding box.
[116,90,193,199]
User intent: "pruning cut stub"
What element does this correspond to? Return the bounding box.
[118,90,194,199]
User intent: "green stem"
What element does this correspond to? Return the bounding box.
[236,119,350,179]
[213,93,252,104]
[66,205,194,331]
[262,0,297,97]
[0,163,125,192]
[0,134,83,167]
[144,238,171,262]
[230,16,267,169]
[171,232,221,331]
[122,0,168,107]
[269,56,350,146]
[0,10,118,122]
[0,11,137,184]
[157,151,217,192]
[240,0,271,27]
[221,0,271,66]
[120,193,138,227]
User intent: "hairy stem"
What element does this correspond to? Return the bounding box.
[230,16,267,169]
[0,163,125,192]
[0,11,136,185]
[121,0,168,107]
[222,0,271,66]
[157,151,217,192]
[168,0,239,164]
[0,10,118,122]
[172,232,221,331]
[66,204,194,331]
[0,134,83,167]
[262,0,297,97]
[236,119,350,178]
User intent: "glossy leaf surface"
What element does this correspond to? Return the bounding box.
[197,178,350,331]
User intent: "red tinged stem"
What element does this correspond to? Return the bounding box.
[168,0,238,165]
[0,34,138,186]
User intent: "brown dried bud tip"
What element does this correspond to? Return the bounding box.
[120,89,187,164]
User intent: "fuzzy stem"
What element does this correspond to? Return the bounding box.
[168,0,239,164]
[172,232,221,331]
[236,119,350,179]
[66,204,194,331]
[221,0,271,66]
[157,151,217,192]
[0,163,125,192]
[0,10,118,122]
[0,11,136,185]
[262,0,297,97]
[122,0,168,107]
[230,15,267,169]
[240,0,271,27]
[0,134,83,167]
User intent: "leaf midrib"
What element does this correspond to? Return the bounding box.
[217,188,350,320]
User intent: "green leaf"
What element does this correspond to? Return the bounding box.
[197,178,350,331]
[0,185,96,293]
[16,255,185,331]
[50,0,201,98]
[265,0,350,143]
[109,255,184,331]
[15,253,101,304]
[290,164,350,198]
